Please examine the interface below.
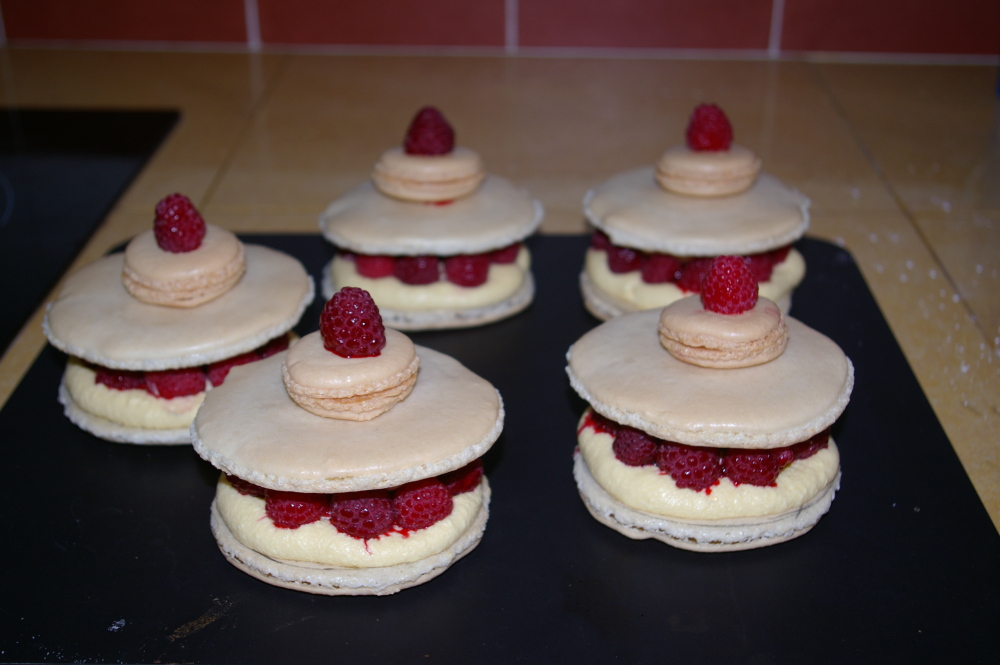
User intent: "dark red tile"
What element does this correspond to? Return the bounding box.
[257,0,505,46]
[519,0,773,50]
[3,0,247,42]
[782,0,1000,55]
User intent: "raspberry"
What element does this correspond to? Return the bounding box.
[439,459,484,495]
[676,257,713,293]
[207,334,289,386]
[490,243,521,264]
[226,474,265,498]
[264,490,328,529]
[445,253,491,287]
[686,104,733,152]
[394,478,454,530]
[404,106,454,156]
[745,252,774,283]
[579,409,618,436]
[701,255,758,314]
[791,429,830,460]
[773,446,796,468]
[328,490,397,539]
[320,287,386,358]
[613,426,659,467]
[355,254,396,278]
[144,367,206,399]
[93,367,146,391]
[394,255,440,285]
[723,450,780,486]
[606,245,644,273]
[656,443,723,491]
[153,193,206,253]
[590,230,612,251]
[641,253,682,284]
[771,245,791,264]
[255,333,291,360]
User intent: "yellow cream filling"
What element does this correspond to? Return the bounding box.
[585,247,805,312]
[577,416,839,520]
[64,357,204,430]
[330,246,530,311]
[215,475,484,568]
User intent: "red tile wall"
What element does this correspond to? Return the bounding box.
[256,0,505,46]
[782,0,1000,56]
[3,0,997,55]
[518,0,773,50]
[2,0,247,43]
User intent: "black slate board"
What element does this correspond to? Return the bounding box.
[2,235,998,665]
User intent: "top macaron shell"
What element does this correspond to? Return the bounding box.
[566,308,853,448]
[584,168,809,255]
[44,245,314,371]
[319,175,543,256]
[192,346,504,494]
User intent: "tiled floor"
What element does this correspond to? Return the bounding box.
[0,47,997,531]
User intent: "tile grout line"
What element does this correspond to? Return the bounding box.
[807,62,984,336]
[199,53,293,209]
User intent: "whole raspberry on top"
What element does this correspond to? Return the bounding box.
[404,106,455,156]
[320,287,387,358]
[701,255,758,315]
[686,104,733,152]
[154,193,206,253]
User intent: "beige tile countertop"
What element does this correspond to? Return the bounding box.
[1,48,997,531]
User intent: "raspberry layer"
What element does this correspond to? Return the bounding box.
[577,411,840,520]
[583,246,805,315]
[63,357,204,430]
[215,474,486,568]
[329,245,530,311]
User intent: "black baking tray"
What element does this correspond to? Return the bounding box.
[2,235,998,664]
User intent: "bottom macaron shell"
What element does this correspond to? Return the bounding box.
[573,452,839,552]
[321,262,535,331]
[58,376,190,445]
[209,480,490,595]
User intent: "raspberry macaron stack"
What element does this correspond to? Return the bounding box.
[581,104,810,320]
[43,194,314,444]
[192,287,503,595]
[320,106,543,330]
[567,257,853,551]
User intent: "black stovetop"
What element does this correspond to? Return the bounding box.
[0,108,178,352]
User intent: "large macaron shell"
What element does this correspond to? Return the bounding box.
[44,245,314,371]
[192,346,503,493]
[566,309,853,448]
[319,175,542,256]
[584,168,809,255]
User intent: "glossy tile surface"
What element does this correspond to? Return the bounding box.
[0,48,997,533]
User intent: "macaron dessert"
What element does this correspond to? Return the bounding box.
[320,106,543,330]
[567,257,853,551]
[580,104,810,320]
[43,194,314,444]
[192,287,503,595]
